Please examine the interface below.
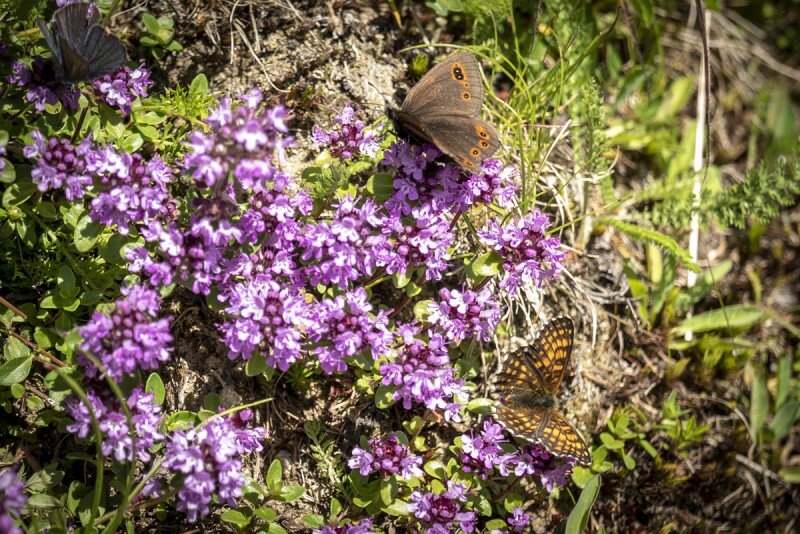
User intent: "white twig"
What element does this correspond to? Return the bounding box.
[685,8,709,342]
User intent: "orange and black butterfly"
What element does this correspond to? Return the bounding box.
[492,316,592,466]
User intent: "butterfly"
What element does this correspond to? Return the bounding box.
[37,2,126,83]
[492,316,592,466]
[391,51,501,172]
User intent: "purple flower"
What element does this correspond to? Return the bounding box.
[308,288,392,373]
[77,284,173,381]
[347,434,423,480]
[477,209,565,295]
[313,518,376,534]
[407,481,477,533]
[427,287,502,343]
[0,468,27,534]
[379,325,466,422]
[163,414,265,522]
[23,130,93,200]
[91,62,153,115]
[218,273,310,369]
[458,419,508,478]
[65,387,164,463]
[507,507,530,532]
[6,57,80,112]
[299,196,388,289]
[464,158,518,208]
[86,146,173,234]
[378,204,454,281]
[380,141,464,215]
[183,88,291,193]
[496,440,574,492]
[310,104,382,160]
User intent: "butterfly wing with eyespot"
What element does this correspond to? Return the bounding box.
[396,52,500,170]
[401,51,485,118]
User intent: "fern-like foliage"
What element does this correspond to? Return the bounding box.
[710,156,800,229]
[304,420,349,500]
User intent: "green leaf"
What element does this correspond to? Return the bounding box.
[254,506,277,522]
[302,514,324,528]
[413,300,435,322]
[0,356,33,386]
[671,305,767,335]
[366,173,395,200]
[74,214,103,252]
[57,266,77,295]
[749,372,768,441]
[190,74,209,94]
[468,251,503,277]
[220,509,251,529]
[374,384,396,409]
[382,501,408,516]
[778,466,800,484]
[5,336,31,359]
[466,397,494,414]
[245,352,267,376]
[27,493,62,510]
[164,411,197,430]
[565,475,600,534]
[145,373,165,404]
[2,179,36,208]
[266,459,283,492]
[278,485,305,502]
[770,400,800,442]
[599,433,624,450]
[423,460,445,480]
[379,478,397,506]
[598,217,700,272]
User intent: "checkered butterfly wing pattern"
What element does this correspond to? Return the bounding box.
[493,317,592,466]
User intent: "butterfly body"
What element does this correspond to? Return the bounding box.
[492,316,592,466]
[392,52,501,171]
[38,2,126,83]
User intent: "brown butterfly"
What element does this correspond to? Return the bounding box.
[391,51,501,172]
[492,316,592,466]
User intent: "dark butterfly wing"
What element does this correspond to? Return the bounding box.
[57,34,91,83]
[399,113,500,171]
[37,17,61,63]
[401,51,485,118]
[495,404,591,466]
[81,25,125,78]
[53,2,95,52]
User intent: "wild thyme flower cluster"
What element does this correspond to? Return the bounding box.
[379,324,467,422]
[313,518,377,534]
[91,62,153,115]
[130,89,291,295]
[348,434,423,480]
[311,103,381,159]
[162,412,265,522]
[478,208,566,294]
[457,419,574,491]
[427,287,502,343]
[65,387,163,463]
[0,468,26,534]
[86,145,173,235]
[407,481,477,533]
[308,288,392,374]
[24,130,93,200]
[77,284,172,381]
[6,57,80,112]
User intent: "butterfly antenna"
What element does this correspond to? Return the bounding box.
[367,81,394,109]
